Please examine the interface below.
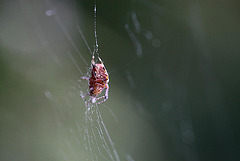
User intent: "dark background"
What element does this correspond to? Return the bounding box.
[0,0,240,161]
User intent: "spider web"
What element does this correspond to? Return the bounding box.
[0,0,123,160]
[42,0,121,160]
[1,0,238,161]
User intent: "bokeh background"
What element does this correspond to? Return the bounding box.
[0,0,240,161]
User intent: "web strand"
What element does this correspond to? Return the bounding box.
[93,0,99,58]
[77,25,92,55]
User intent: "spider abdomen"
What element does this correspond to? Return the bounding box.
[89,60,109,97]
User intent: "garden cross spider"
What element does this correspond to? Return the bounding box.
[82,55,109,104]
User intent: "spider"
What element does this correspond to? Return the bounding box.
[82,55,109,104]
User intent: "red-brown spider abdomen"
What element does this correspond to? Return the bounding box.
[89,63,109,96]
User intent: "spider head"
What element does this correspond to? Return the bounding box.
[93,57,106,70]
[91,56,104,66]
[95,63,105,69]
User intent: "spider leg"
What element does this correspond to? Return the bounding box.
[81,76,89,80]
[98,56,103,64]
[96,84,109,104]
[91,55,95,65]
[105,84,109,100]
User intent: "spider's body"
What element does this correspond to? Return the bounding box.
[82,55,109,104]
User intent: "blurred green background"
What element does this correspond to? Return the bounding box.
[0,0,240,161]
